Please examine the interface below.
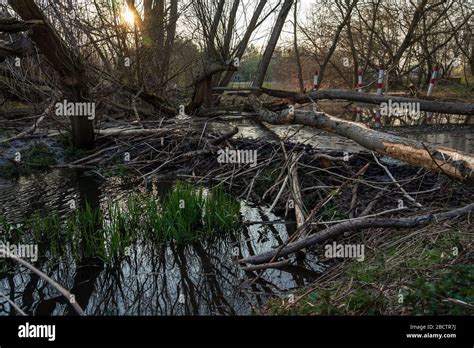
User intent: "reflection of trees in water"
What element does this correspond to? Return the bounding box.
[0,176,323,315]
[78,240,244,315]
[0,230,322,315]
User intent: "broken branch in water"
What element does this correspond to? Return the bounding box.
[241,259,291,272]
[0,246,86,316]
[239,202,474,265]
[0,293,26,316]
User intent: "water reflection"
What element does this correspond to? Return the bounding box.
[0,170,322,315]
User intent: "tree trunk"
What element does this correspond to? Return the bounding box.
[346,16,358,88]
[318,0,358,86]
[471,38,474,76]
[252,0,294,89]
[218,0,267,88]
[391,0,428,69]
[162,0,179,84]
[188,0,233,112]
[207,0,225,58]
[0,18,43,32]
[293,0,304,93]
[223,0,240,59]
[187,63,237,113]
[8,0,94,149]
[154,0,165,53]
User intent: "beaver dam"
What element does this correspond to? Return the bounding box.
[0,112,473,315]
[0,0,473,319]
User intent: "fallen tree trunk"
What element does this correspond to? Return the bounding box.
[240,202,474,265]
[0,245,86,315]
[258,87,474,116]
[248,95,474,184]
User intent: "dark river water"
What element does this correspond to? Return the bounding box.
[0,169,323,315]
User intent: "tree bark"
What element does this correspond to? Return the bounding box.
[162,0,179,84]
[154,0,165,53]
[187,0,228,112]
[0,18,43,32]
[471,34,474,75]
[207,0,226,58]
[187,63,237,113]
[252,0,294,89]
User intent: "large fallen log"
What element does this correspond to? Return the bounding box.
[248,95,474,185]
[258,87,474,116]
[239,202,474,265]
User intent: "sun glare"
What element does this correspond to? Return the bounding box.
[122,8,135,26]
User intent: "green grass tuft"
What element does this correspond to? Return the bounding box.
[0,182,241,263]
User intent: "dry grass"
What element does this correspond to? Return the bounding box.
[265,220,473,315]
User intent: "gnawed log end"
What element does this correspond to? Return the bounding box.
[382,142,474,184]
[248,94,474,185]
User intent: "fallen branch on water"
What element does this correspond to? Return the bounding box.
[241,259,291,272]
[0,246,86,316]
[0,293,26,316]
